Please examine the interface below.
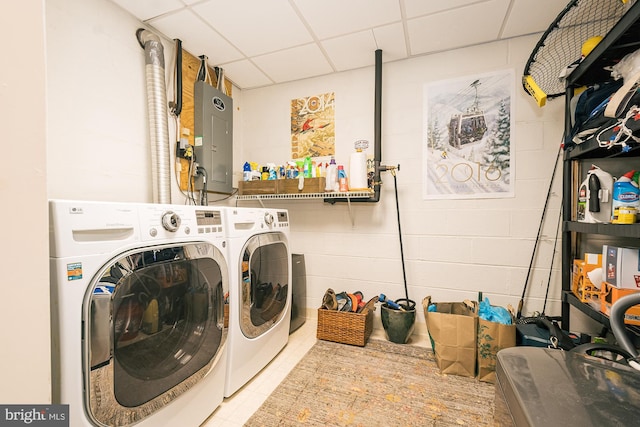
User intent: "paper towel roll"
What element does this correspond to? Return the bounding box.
[349,151,368,190]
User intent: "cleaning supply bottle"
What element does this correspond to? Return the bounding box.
[243,162,251,181]
[338,165,349,192]
[303,156,312,178]
[268,163,277,180]
[577,164,613,223]
[325,157,338,191]
[612,170,640,223]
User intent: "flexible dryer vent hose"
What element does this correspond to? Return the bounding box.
[137,28,171,204]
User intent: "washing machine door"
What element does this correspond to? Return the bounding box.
[240,232,290,338]
[84,242,228,427]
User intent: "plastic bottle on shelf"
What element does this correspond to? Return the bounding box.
[243,162,251,181]
[325,157,338,191]
[303,156,312,178]
[612,170,640,223]
[268,164,277,180]
[338,165,349,192]
[577,164,613,223]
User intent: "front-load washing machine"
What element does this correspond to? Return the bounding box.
[223,207,291,397]
[49,200,229,426]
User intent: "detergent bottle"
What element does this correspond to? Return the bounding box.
[325,157,338,191]
[612,170,640,223]
[338,165,349,192]
[577,165,613,223]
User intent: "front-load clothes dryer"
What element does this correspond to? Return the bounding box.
[49,200,229,427]
[223,207,291,397]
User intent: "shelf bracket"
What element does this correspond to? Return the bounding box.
[346,194,355,227]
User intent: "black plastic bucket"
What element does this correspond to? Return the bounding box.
[381,298,416,344]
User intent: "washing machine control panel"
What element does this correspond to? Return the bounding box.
[195,209,225,237]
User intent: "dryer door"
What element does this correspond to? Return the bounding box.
[85,242,228,427]
[240,232,290,338]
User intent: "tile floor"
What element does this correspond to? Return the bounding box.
[201,317,427,426]
[201,320,316,427]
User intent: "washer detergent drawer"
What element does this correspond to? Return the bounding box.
[495,347,640,426]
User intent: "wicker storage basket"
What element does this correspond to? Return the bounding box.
[316,307,374,346]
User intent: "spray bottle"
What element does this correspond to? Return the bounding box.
[325,157,338,191]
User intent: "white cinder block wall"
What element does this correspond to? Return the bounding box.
[45,0,601,359]
[237,36,594,339]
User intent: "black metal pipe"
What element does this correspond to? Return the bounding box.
[373,48,382,201]
[325,49,383,204]
[173,39,183,116]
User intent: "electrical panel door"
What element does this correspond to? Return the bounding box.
[194,81,233,194]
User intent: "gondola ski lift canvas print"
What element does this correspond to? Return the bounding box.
[423,69,515,200]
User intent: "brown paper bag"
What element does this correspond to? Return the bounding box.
[423,296,478,378]
[477,318,516,383]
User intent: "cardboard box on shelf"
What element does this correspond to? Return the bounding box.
[603,245,640,289]
[600,282,640,326]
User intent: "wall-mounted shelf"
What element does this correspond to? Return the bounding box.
[236,191,373,201]
[236,191,375,226]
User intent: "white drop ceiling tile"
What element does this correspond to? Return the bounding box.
[252,44,334,84]
[192,0,313,57]
[403,0,483,18]
[407,0,510,55]
[148,9,243,65]
[372,22,408,62]
[322,31,378,71]
[110,0,184,21]
[294,0,401,39]
[219,60,273,89]
[502,0,567,38]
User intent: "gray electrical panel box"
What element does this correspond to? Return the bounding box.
[194,80,233,194]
